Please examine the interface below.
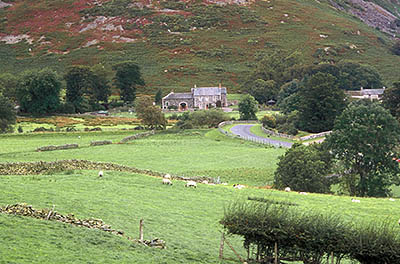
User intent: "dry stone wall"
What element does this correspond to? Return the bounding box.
[36,144,79,152]
[120,131,155,143]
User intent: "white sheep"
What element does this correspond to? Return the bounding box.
[299,192,308,195]
[164,174,171,179]
[398,219,400,225]
[351,198,360,203]
[98,170,103,177]
[233,184,245,190]
[202,180,209,184]
[185,181,197,188]
[162,178,172,185]
[284,187,291,192]
[389,198,396,202]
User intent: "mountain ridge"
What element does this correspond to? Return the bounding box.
[0,0,399,94]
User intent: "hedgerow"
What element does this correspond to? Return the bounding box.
[221,200,400,263]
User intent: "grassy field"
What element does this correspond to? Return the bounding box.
[1,128,400,263]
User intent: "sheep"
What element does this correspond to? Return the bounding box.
[284,187,291,192]
[233,184,245,190]
[162,178,172,185]
[299,192,308,195]
[398,219,400,226]
[98,170,103,177]
[164,174,171,179]
[185,181,197,188]
[351,198,360,203]
[202,180,209,185]
[389,198,396,202]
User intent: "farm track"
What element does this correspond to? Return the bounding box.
[230,124,293,148]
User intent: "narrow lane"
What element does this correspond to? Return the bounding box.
[230,124,293,148]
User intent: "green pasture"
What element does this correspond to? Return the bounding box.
[0,129,285,186]
[1,169,400,263]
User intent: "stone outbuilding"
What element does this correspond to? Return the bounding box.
[162,85,228,111]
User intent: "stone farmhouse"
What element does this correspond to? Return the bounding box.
[162,85,228,111]
[346,87,385,100]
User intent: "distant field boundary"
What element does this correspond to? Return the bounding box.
[0,159,214,183]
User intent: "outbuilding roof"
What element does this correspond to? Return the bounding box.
[361,89,385,96]
[162,92,193,100]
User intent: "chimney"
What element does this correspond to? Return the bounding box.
[219,83,221,89]
[194,84,197,88]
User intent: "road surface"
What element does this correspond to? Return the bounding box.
[230,124,293,148]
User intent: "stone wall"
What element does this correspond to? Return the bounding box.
[261,127,297,140]
[90,140,113,146]
[120,130,155,143]
[36,144,79,152]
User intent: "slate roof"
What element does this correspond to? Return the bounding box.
[192,87,226,96]
[163,92,193,100]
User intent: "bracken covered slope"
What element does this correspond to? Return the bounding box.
[0,0,399,93]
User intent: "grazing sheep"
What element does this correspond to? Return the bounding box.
[162,178,172,185]
[98,170,103,177]
[299,192,308,195]
[202,180,209,185]
[233,184,245,190]
[185,181,197,188]
[164,174,171,179]
[389,198,396,202]
[284,187,291,192]
[351,198,360,203]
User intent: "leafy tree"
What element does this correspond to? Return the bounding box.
[64,66,93,113]
[297,72,346,132]
[326,101,400,197]
[274,144,332,193]
[0,73,18,102]
[305,62,383,90]
[90,64,111,104]
[277,79,300,114]
[382,81,400,119]
[336,61,383,90]
[248,79,278,104]
[155,88,163,105]
[16,68,62,115]
[238,94,258,120]
[113,61,145,103]
[135,96,166,130]
[242,50,303,101]
[0,95,16,133]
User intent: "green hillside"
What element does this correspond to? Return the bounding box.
[0,0,399,94]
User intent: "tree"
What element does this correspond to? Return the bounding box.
[238,94,258,120]
[16,68,61,115]
[336,61,383,90]
[89,64,111,104]
[0,73,18,102]
[113,61,145,103]
[0,95,16,133]
[326,101,400,197]
[297,72,346,132]
[155,88,163,105]
[382,81,400,119]
[248,79,278,104]
[274,144,332,193]
[135,96,166,130]
[64,66,93,113]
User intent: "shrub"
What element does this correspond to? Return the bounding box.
[175,110,229,129]
[274,144,332,193]
[261,114,276,128]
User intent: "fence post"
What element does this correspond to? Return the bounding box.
[331,252,334,264]
[139,219,144,242]
[274,242,278,264]
[219,232,225,259]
